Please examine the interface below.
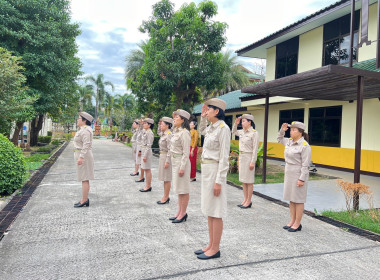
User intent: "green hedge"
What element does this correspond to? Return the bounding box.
[152,136,160,148]
[38,136,52,143]
[47,131,53,136]
[0,134,27,195]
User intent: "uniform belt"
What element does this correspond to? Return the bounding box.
[240,151,253,154]
[201,159,219,164]
[74,148,82,151]
[171,152,183,158]
[160,151,168,154]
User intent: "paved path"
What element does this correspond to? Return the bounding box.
[0,140,379,280]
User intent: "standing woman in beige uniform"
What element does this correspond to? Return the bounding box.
[232,114,259,209]
[169,109,191,223]
[130,119,140,176]
[139,118,154,192]
[73,112,94,208]
[195,98,230,260]
[135,119,145,183]
[157,117,173,204]
[278,121,311,232]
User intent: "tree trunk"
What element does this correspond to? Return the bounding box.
[30,115,44,146]
[12,121,24,146]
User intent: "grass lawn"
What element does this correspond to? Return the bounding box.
[125,142,132,147]
[24,153,51,171]
[227,172,285,185]
[322,209,380,234]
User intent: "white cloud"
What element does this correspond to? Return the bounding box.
[109,66,125,74]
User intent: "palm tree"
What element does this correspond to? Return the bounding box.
[125,41,146,86]
[85,74,114,120]
[78,84,94,111]
[203,50,250,98]
[113,93,136,129]
[103,92,114,120]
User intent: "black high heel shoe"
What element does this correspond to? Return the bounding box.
[169,216,177,221]
[283,225,291,230]
[157,198,170,204]
[288,224,302,232]
[172,213,188,223]
[240,202,252,209]
[74,199,89,208]
[139,187,152,192]
[130,172,139,176]
[135,178,145,182]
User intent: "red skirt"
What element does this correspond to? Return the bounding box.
[189,146,198,178]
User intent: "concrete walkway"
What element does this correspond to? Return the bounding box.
[0,140,379,280]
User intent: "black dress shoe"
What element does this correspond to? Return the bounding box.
[169,216,177,221]
[288,224,302,232]
[197,251,220,260]
[130,172,139,176]
[172,213,187,223]
[194,249,205,255]
[157,198,170,204]
[237,204,243,208]
[190,178,196,182]
[135,178,145,182]
[139,187,152,192]
[74,199,89,208]
[283,225,291,230]
[240,202,252,209]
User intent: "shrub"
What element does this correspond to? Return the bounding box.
[37,144,55,153]
[51,139,60,145]
[63,133,73,141]
[47,131,53,136]
[0,134,27,195]
[38,136,52,143]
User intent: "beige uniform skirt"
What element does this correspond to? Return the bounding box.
[135,144,142,164]
[132,142,137,163]
[141,149,152,170]
[74,150,94,182]
[283,163,308,203]
[201,162,227,218]
[171,156,190,194]
[239,152,255,184]
[158,152,172,181]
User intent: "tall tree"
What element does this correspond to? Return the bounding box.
[0,0,82,146]
[113,93,136,130]
[85,74,114,121]
[130,0,228,111]
[0,47,36,141]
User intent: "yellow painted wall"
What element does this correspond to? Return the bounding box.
[267,142,380,173]
[266,46,276,81]
[298,26,324,72]
[358,2,378,61]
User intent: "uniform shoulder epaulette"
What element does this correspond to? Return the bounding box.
[219,122,225,128]
[303,141,308,146]
[289,137,292,140]
[251,128,256,132]
[167,131,171,134]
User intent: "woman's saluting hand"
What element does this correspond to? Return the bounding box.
[281,123,289,131]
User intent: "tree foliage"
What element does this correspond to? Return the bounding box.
[128,0,228,114]
[0,47,36,136]
[0,0,82,144]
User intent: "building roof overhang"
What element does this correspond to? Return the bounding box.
[241,64,380,101]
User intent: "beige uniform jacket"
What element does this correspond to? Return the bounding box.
[232,124,260,164]
[136,128,144,150]
[141,129,154,158]
[131,129,138,144]
[159,130,172,163]
[170,127,191,170]
[200,117,231,185]
[277,129,311,181]
[74,125,93,158]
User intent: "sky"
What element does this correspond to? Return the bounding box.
[70,0,338,96]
